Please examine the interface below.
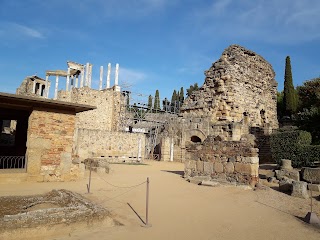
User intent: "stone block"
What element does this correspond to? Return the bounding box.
[279,179,293,193]
[280,159,293,170]
[302,167,320,184]
[234,163,259,176]
[307,184,320,192]
[242,157,259,164]
[196,161,204,173]
[225,162,234,173]
[203,162,213,175]
[275,169,299,181]
[214,162,224,173]
[291,181,309,199]
[186,160,196,170]
[201,180,220,187]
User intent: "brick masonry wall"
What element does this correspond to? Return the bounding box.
[184,136,259,185]
[75,128,146,161]
[26,109,78,181]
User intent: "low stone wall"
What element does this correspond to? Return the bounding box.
[76,128,146,161]
[184,135,259,185]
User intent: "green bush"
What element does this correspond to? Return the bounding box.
[270,130,319,167]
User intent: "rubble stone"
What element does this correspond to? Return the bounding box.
[291,181,309,199]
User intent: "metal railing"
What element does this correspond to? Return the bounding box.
[0,156,26,170]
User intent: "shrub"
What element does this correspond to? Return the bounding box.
[270,130,319,167]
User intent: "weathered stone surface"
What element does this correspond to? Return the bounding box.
[225,162,234,173]
[302,167,320,184]
[281,159,293,170]
[196,161,204,173]
[307,184,320,192]
[201,180,220,187]
[214,162,224,173]
[203,162,213,175]
[242,157,259,164]
[235,163,259,176]
[275,169,300,181]
[181,45,278,130]
[279,179,293,193]
[291,181,309,199]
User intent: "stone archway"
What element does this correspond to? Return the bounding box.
[186,129,207,143]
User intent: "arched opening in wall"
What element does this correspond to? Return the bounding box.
[35,82,40,94]
[41,84,45,96]
[191,136,201,143]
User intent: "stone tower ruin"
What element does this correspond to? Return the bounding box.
[163,45,279,185]
[181,44,278,131]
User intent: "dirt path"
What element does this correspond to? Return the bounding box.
[1,161,319,240]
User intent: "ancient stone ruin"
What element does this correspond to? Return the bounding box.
[170,45,279,185]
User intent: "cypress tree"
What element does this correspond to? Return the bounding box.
[154,90,160,110]
[179,87,184,103]
[148,95,153,109]
[283,56,297,115]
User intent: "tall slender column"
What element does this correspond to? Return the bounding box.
[99,66,103,90]
[85,63,89,86]
[45,75,49,98]
[106,63,111,89]
[88,64,92,88]
[38,83,42,96]
[54,76,59,99]
[75,75,79,88]
[115,63,119,86]
[32,80,36,94]
[80,68,84,87]
[66,67,70,91]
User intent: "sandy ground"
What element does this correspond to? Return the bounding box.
[1,160,320,240]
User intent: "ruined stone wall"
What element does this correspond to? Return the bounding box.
[75,128,146,161]
[57,87,124,131]
[181,45,278,131]
[184,136,259,185]
[26,110,83,181]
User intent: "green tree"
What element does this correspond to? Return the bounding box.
[283,56,297,115]
[154,90,160,111]
[296,77,320,143]
[179,87,184,103]
[277,91,285,119]
[148,95,153,109]
[186,83,199,97]
[162,98,170,111]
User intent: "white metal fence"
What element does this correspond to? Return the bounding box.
[0,156,26,170]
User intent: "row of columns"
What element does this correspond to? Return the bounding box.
[32,80,50,98]
[50,63,119,99]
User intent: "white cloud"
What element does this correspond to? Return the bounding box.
[119,67,148,87]
[0,22,45,39]
[192,0,320,44]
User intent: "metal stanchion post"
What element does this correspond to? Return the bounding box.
[86,160,92,194]
[143,177,152,227]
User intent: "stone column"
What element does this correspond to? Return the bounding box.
[88,64,93,88]
[38,83,42,96]
[66,67,70,91]
[75,75,79,88]
[138,137,142,161]
[54,76,59,99]
[170,137,174,162]
[115,63,119,86]
[106,63,111,89]
[99,66,103,90]
[32,80,36,94]
[85,63,90,87]
[80,69,84,88]
[45,75,49,98]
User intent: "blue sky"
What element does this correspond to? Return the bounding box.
[0,0,319,104]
